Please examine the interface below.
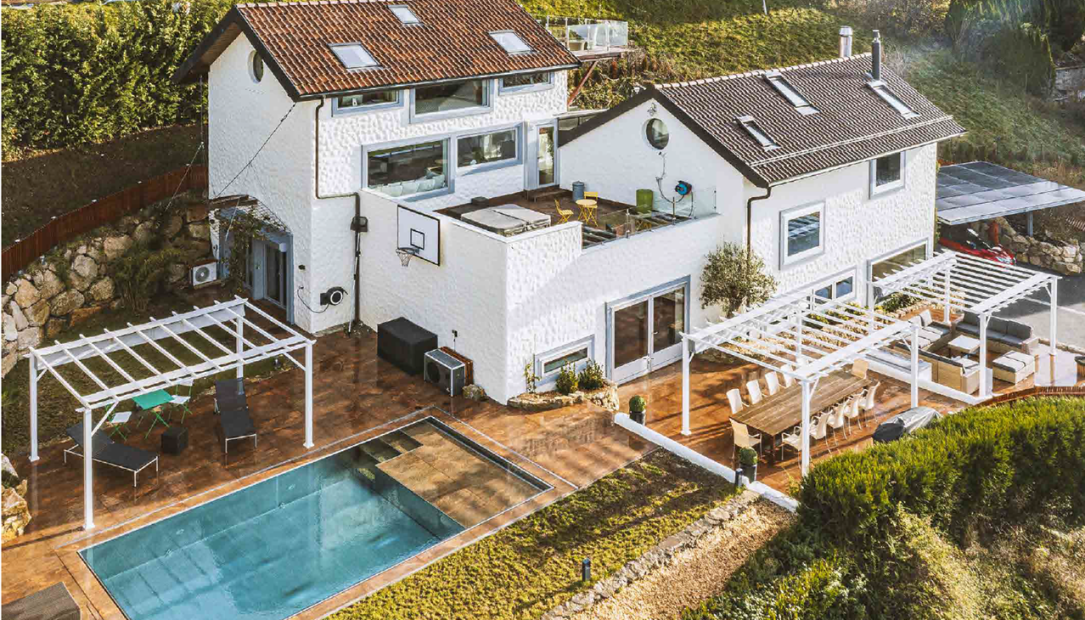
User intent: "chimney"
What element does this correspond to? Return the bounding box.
[839,26,853,58]
[871,30,882,80]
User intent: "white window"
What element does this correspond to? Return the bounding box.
[491,31,532,55]
[330,43,379,70]
[737,115,778,150]
[389,5,420,24]
[535,337,594,384]
[870,151,905,196]
[366,139,449,198]
[765,72,817,115]
[412,79,491,120]
[499,72,553,93]
[869,81,918,118]
[813,273,856,302]
[457,128,519,170]
[249,51,264,83]
[333,90,400,114]
[780,202,825,267]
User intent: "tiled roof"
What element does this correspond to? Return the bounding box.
[564,54,965,186]
[174,0,580,100]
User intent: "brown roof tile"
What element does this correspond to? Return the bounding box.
[175,0,580,99]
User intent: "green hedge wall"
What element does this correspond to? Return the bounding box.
[0,0,235,153]
[797,397,1085,545]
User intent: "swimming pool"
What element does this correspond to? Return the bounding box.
[80,419,546,620]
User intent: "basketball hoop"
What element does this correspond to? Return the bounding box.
[396,246,419,267]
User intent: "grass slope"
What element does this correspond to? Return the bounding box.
[330,451,738,620]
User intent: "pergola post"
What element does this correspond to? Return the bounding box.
[910,327,920,408]
[304,342,314,449]
[83,409,94,530]
[978,314,990,399]
[236,316,244,379]
[1049,279,1058,358]
[800,380,812,476]
[29,355,39,462]
[942,267,952,323]
[680,336,690,436]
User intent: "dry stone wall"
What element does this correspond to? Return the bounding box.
[1,200,213,377]
[996,217,1084,275]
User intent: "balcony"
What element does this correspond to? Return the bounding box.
[534,16,632,60]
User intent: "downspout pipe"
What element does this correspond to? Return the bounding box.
[314,96,364,335]
[745,186,772,274]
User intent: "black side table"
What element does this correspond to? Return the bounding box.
[162,426,189,455]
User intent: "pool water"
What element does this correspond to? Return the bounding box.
[80,445,465,620]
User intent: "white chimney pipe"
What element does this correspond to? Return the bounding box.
[839,26,853,58]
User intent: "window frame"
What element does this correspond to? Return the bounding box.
[765,71,818,116]
[810,268,858,303]
[866,238,931,306]
[249,51,264,83]
[736,115,779,151]
[331,89,403,116]
[779,202,826,268]
[498,71,554,94]
[644,118,669,150]
[456,124,522,175]
[535,336,595,388]
[868,80,919,119]
[388,4,420,25]
[490,30,533,55]
[869,150,906,198]
[409,79,494,123]
[362,136,454,201]
[328,42,380,71]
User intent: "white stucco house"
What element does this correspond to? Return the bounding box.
[176,3,964,404]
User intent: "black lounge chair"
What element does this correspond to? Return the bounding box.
[64,422,159,487]
[217,407,258,455]
[1,582,80,620]
[214,378,246,414]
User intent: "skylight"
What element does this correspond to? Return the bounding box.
[490,31,532,55]
[869,80,919,119]
[765,71,817,116]
[389,5,420,24]
[737,115,779,151]
[330,43,378,70]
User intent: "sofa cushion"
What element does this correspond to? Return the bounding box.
[962,310,980,326]
[1006,321,1032,340]
[919,309,933,327]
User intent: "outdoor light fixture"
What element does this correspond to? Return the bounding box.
[581,557,592,582]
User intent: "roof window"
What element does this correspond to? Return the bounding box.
[389,5,420,25]
[490,31,532,55]
[329,43,378,70]
[869,80,918,119]
[765,71,817,116]
[736,115,779,151]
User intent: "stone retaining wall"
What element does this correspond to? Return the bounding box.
[1,198,213,377]
[996,217,1083,275]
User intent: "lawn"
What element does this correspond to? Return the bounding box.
[0,285,282,456]
[330,450,738,620]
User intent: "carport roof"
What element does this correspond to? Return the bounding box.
[936,161,1085,226]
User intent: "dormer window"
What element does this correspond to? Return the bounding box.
[765,71,817,116]
[389,5,420,25]
[736,115,778,151]
[491,31,532,55]
[329,43,378,70]
[868,80,918,118]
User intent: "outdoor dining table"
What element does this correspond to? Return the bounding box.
[730,370,870,464]
[132,389,173,438]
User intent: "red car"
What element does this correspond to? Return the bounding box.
[939,225,1016,265]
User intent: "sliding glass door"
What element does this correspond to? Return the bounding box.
[609,279,690,384]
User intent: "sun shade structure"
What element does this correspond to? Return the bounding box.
[680,290,923,476]
[871,251,1059,399]
[937,161,1085,226]
[25,297,316,530]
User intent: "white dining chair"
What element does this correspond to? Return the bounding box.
[861,382,881,413]
[764,372,781,396]
[826,401,848,437]
[844,396,863,430]
[746,379,763,405]
[781,365,795,388]
[730,418,762,461]
[726,388,744,414]
[781,414,829,459]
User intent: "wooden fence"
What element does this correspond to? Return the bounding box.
[2,165,208,283]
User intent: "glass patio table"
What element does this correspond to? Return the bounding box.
[133,390,172,438]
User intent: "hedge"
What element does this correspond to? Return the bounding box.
[797,397,1085,545]
[0,0,235,153]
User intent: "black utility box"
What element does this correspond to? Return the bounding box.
[162,425,189,455]
[377,317,438,375]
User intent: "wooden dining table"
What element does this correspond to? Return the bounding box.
[731,370,870,463]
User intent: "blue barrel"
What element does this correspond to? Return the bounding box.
[572,181,585,201]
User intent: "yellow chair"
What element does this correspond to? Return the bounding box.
[584,191,599,200]
[555,199,574,224]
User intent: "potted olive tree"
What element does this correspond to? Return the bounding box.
[629,396,647,424]
[736,447,758,484]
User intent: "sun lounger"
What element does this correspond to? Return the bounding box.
[218,407,257,454]
[215,378,247,414]
[64,422,159,487]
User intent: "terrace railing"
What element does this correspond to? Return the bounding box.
[584,186,717,248]
[535,16,629,54]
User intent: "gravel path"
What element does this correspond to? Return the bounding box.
[571,499,795,620]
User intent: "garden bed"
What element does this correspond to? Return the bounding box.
[508,383,619,412]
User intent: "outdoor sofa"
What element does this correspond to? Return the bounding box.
[919,348,981,394]
[955,311,1038,355]
[906,309,954,351]
[64,422,159,487]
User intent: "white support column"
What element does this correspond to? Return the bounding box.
[303,343,314,449]
[83,409,94,530]
[910,327,920,408]
[943,268,952,323]
[978,314,990,400]
[800,380,812,476]
[236,316,245,379]
[1049,279,1058,358]
[680,336,690,436]
[29,355,39,462]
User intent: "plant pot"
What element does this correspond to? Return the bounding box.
[630,410,646,425]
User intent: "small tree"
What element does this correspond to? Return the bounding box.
[700,243,777,318]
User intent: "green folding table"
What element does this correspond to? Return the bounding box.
[133,390,173,438]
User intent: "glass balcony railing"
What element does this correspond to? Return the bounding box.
[535,16,629,54]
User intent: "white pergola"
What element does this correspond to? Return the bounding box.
[870,251,1059,399]
[680,290,922,476]
[26,297,315,530]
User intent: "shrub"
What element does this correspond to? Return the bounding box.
[700,243,777,318]
[555,363,578,395]
[738,447,758,467]
[523,362,540,395]
[111,242,183,312]
[577,359,606,391]
[629,395,646,413]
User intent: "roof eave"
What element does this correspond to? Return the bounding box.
[293,63,581,100]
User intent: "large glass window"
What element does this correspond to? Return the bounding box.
[542,347,588,375]
[500,72,552,92]
[871,243,926,282]
[414,80,489,117]
[335,90,399,113]
[781,203,824,265]
[871,152,904,195]
[366,139,448,198]
[457,128,518,169]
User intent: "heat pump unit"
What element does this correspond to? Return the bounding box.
[191,261,220,287]
[424,349,466,397]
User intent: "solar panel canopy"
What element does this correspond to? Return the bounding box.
[936,161,1085,225]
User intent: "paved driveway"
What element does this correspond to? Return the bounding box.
[998,265,1085,348]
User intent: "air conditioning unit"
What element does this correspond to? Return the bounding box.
[190,261,220,287]
[424,349,466,397]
